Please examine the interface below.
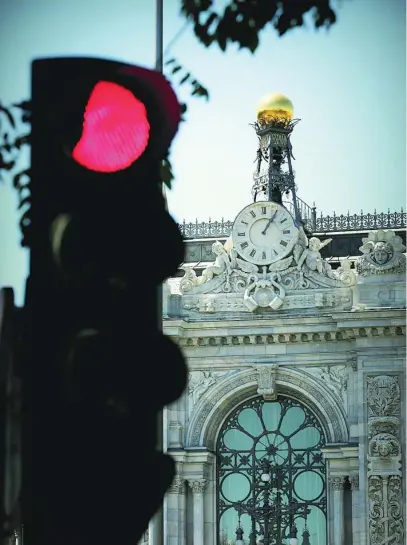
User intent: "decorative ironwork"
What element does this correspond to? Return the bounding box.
[178,209,406,239]
[216,396,327,545]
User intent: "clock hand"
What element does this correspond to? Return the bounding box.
[261,210,278,235]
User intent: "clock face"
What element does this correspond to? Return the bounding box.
[231,201,299,265]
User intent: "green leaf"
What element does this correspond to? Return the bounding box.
[161,158,174,190]
[13,100,32,111]
[0,104,16,128]
[0,151,15,171]
[18,195,31,210]
[14,133,30,149]
[13,169,31,190]
[248,33,259,53]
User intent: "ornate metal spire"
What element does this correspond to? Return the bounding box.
[251,93,301,225]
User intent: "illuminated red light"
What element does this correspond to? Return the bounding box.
[72,81,150,173]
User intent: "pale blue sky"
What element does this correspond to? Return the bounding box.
[0,0,406,305]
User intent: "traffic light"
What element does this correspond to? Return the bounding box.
[20,57,187,545]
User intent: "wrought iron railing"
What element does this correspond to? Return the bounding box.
[178,209,406,239]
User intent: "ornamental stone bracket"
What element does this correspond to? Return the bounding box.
[366,375,404,545]
[253,364,278,401]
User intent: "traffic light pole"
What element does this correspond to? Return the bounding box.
[150,2,165,545]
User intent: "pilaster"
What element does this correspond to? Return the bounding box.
[365,374,404,545]
[165,477,186,545]
[322,444,358,545]
[188,479,207,545]
[329,476,346,545]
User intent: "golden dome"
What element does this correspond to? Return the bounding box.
[256,93,294,123]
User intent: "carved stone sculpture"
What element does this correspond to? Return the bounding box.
[367,375,401,417]
[369,433,400,459]
[243,266,288,311]
[188,371,217,405]
[296,234,334,278]
[178,227,356,311]
[307,365,348,404]
[356,230,406,276]
[179,240,257,295]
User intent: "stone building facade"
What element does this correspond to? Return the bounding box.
[152,225,406,545]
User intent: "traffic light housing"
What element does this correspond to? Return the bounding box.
[21,57,187,544]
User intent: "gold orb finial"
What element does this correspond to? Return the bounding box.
[256,93,294,123]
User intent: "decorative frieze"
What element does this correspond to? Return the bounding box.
[366,375,404,545]
[182,290,353,314]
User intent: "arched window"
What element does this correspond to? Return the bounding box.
[217,396,327,545]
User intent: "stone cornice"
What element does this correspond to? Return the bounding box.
[164,311,405,348]
[182,353,355,369]
[168,326,405,350]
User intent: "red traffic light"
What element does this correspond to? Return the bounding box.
[32,57,181,174]
[72,81,150,173]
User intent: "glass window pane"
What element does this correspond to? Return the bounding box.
[217,396,327,545]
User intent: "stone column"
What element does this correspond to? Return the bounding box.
[165,477,186,545]
[188,479,207,545]
[349,475,360,538]
[329,476,346,545]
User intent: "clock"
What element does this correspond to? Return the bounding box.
[231,201,299,265]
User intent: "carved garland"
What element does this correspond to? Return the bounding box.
[366,375,404,545]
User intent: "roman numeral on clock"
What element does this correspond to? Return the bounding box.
[280,240,288,247]
[241,220,248,226]
[261,206,267,214]
[283,229,291,234]
[240,242,249,250]
[262,252,267,260]
[237,232,246,237]
[249,249,256,258]
[280,218,287,224]
[250,210,256,218]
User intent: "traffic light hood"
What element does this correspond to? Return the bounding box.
[32,57,181,171]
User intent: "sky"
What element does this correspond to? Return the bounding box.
[0,0,406,305]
